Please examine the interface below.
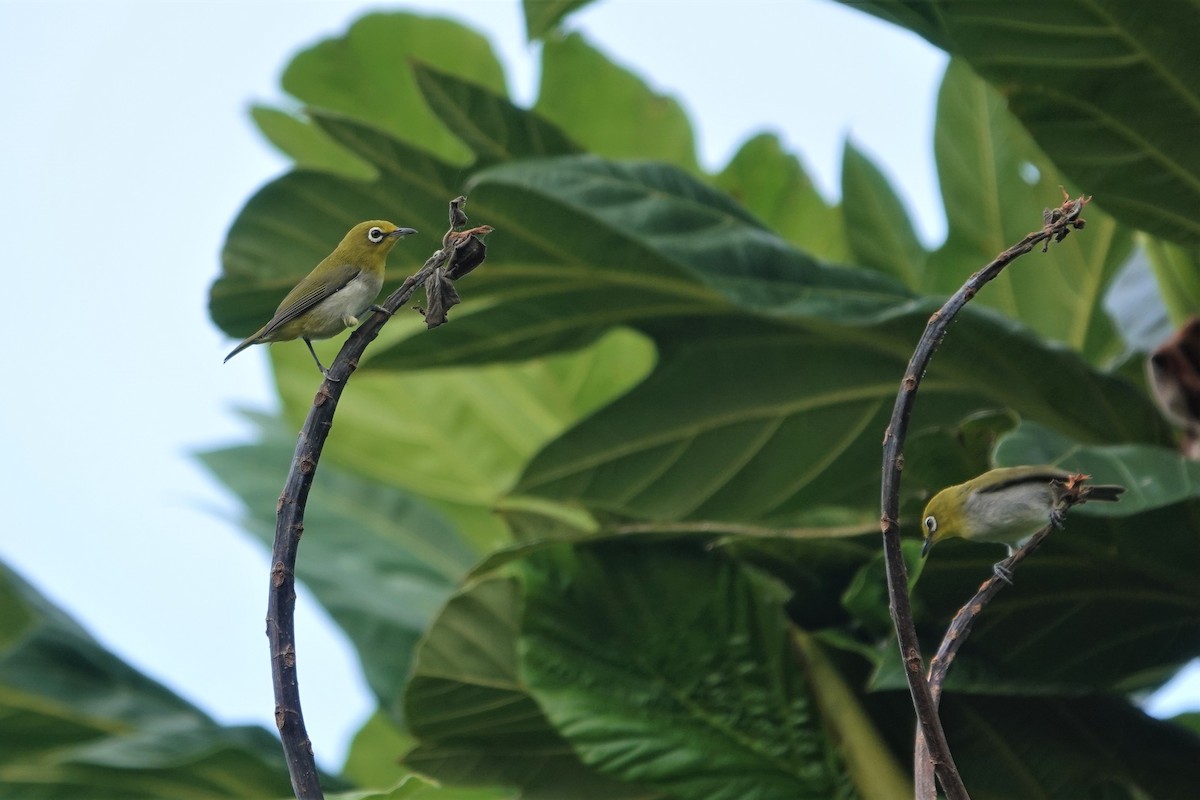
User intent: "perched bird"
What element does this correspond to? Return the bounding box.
[920,466,1125,562]
[224,220,417,375]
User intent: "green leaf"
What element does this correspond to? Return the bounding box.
[368,153,908,370]
[520,542,856,800]
[269,327,653,523]
[903,409,1020,513]
[210,116,465,339]
[342,712,413,789]
[906,501,1200,694]
[841,140,926,287]
[1144,236,1200,327]
[515,321,985,523]
[250,105,377,179]
[403,578,658,799]
[329,776,514,800]
[513,310,1169,524]
[522,0,596,40]
[837,1,1200,246]
[869,692,1200,798]
[994,420,1200,516]
[715,133,850,261]
[791,629,912,800]
[0,561,301,799]
[198,413,478,718]
[926,60,1131,363]
[536,33,699,171]
[281,12,508,165]
[412,63,581,164]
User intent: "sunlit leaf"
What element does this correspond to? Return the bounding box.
[716,133,850,261]
[925,60,1130,363]
[536,33,699,171]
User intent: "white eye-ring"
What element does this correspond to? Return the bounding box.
[924,515,937,534]
[367,226,385,243]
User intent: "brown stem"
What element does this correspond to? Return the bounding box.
[912,526,1052,799]
[880,194,1089,800]
[268,208,488,798]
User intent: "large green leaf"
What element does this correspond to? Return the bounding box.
[839,0,1200,246]
[412,64,581,164]
[512,307,1169,525]
[869,691,1200,798]
[535,33,699,171]
[519,542,863,800]
[926,60,1131,363]
[198,413,478,717]
[210,118,463,339]
[250,105,377,180]
[841,140,926,287]
[403,578,660,799]
[515,320,985,523]
[715,133,851,262]
[268,327,653,525]
[366,152,907,370]
[900,502,1200,694]
[279,12,508,166]
[995,420,1200,515]
[0,562,301,799]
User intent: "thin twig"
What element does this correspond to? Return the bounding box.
[268,203,488,799]
[912,526,1052,799]
[880,193,1089,800]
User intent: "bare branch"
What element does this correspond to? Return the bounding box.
[880,192,1090,800]
[266,201,490,799]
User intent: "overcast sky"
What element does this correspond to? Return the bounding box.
[1,0,1193,771]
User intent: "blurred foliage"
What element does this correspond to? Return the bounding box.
[202,1,1200,798]
[0,563,312,799]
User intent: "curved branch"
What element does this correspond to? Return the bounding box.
[267,201,488,799]
[880,194,1090,800]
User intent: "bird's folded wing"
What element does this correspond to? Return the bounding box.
[256,262,362,339]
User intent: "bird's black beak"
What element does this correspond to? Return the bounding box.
[921,537,933,557]
[390,227,418,238]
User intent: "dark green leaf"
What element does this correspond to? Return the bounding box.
[0,562,301,799]
[904,503,1200,694]
[403,578,659,799]
[513,310,1169,524]
[868,691,1200,799]
[368,154,908,370]
[837,1,1200,246]
[413,63,581,164]
[520,541,857,800]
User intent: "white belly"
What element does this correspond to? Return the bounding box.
[303,272,384,339]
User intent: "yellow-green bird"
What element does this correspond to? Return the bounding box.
[224,220,417,375]
[920,466,1125,559]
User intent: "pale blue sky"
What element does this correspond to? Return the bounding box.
[1,0,1192,772]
